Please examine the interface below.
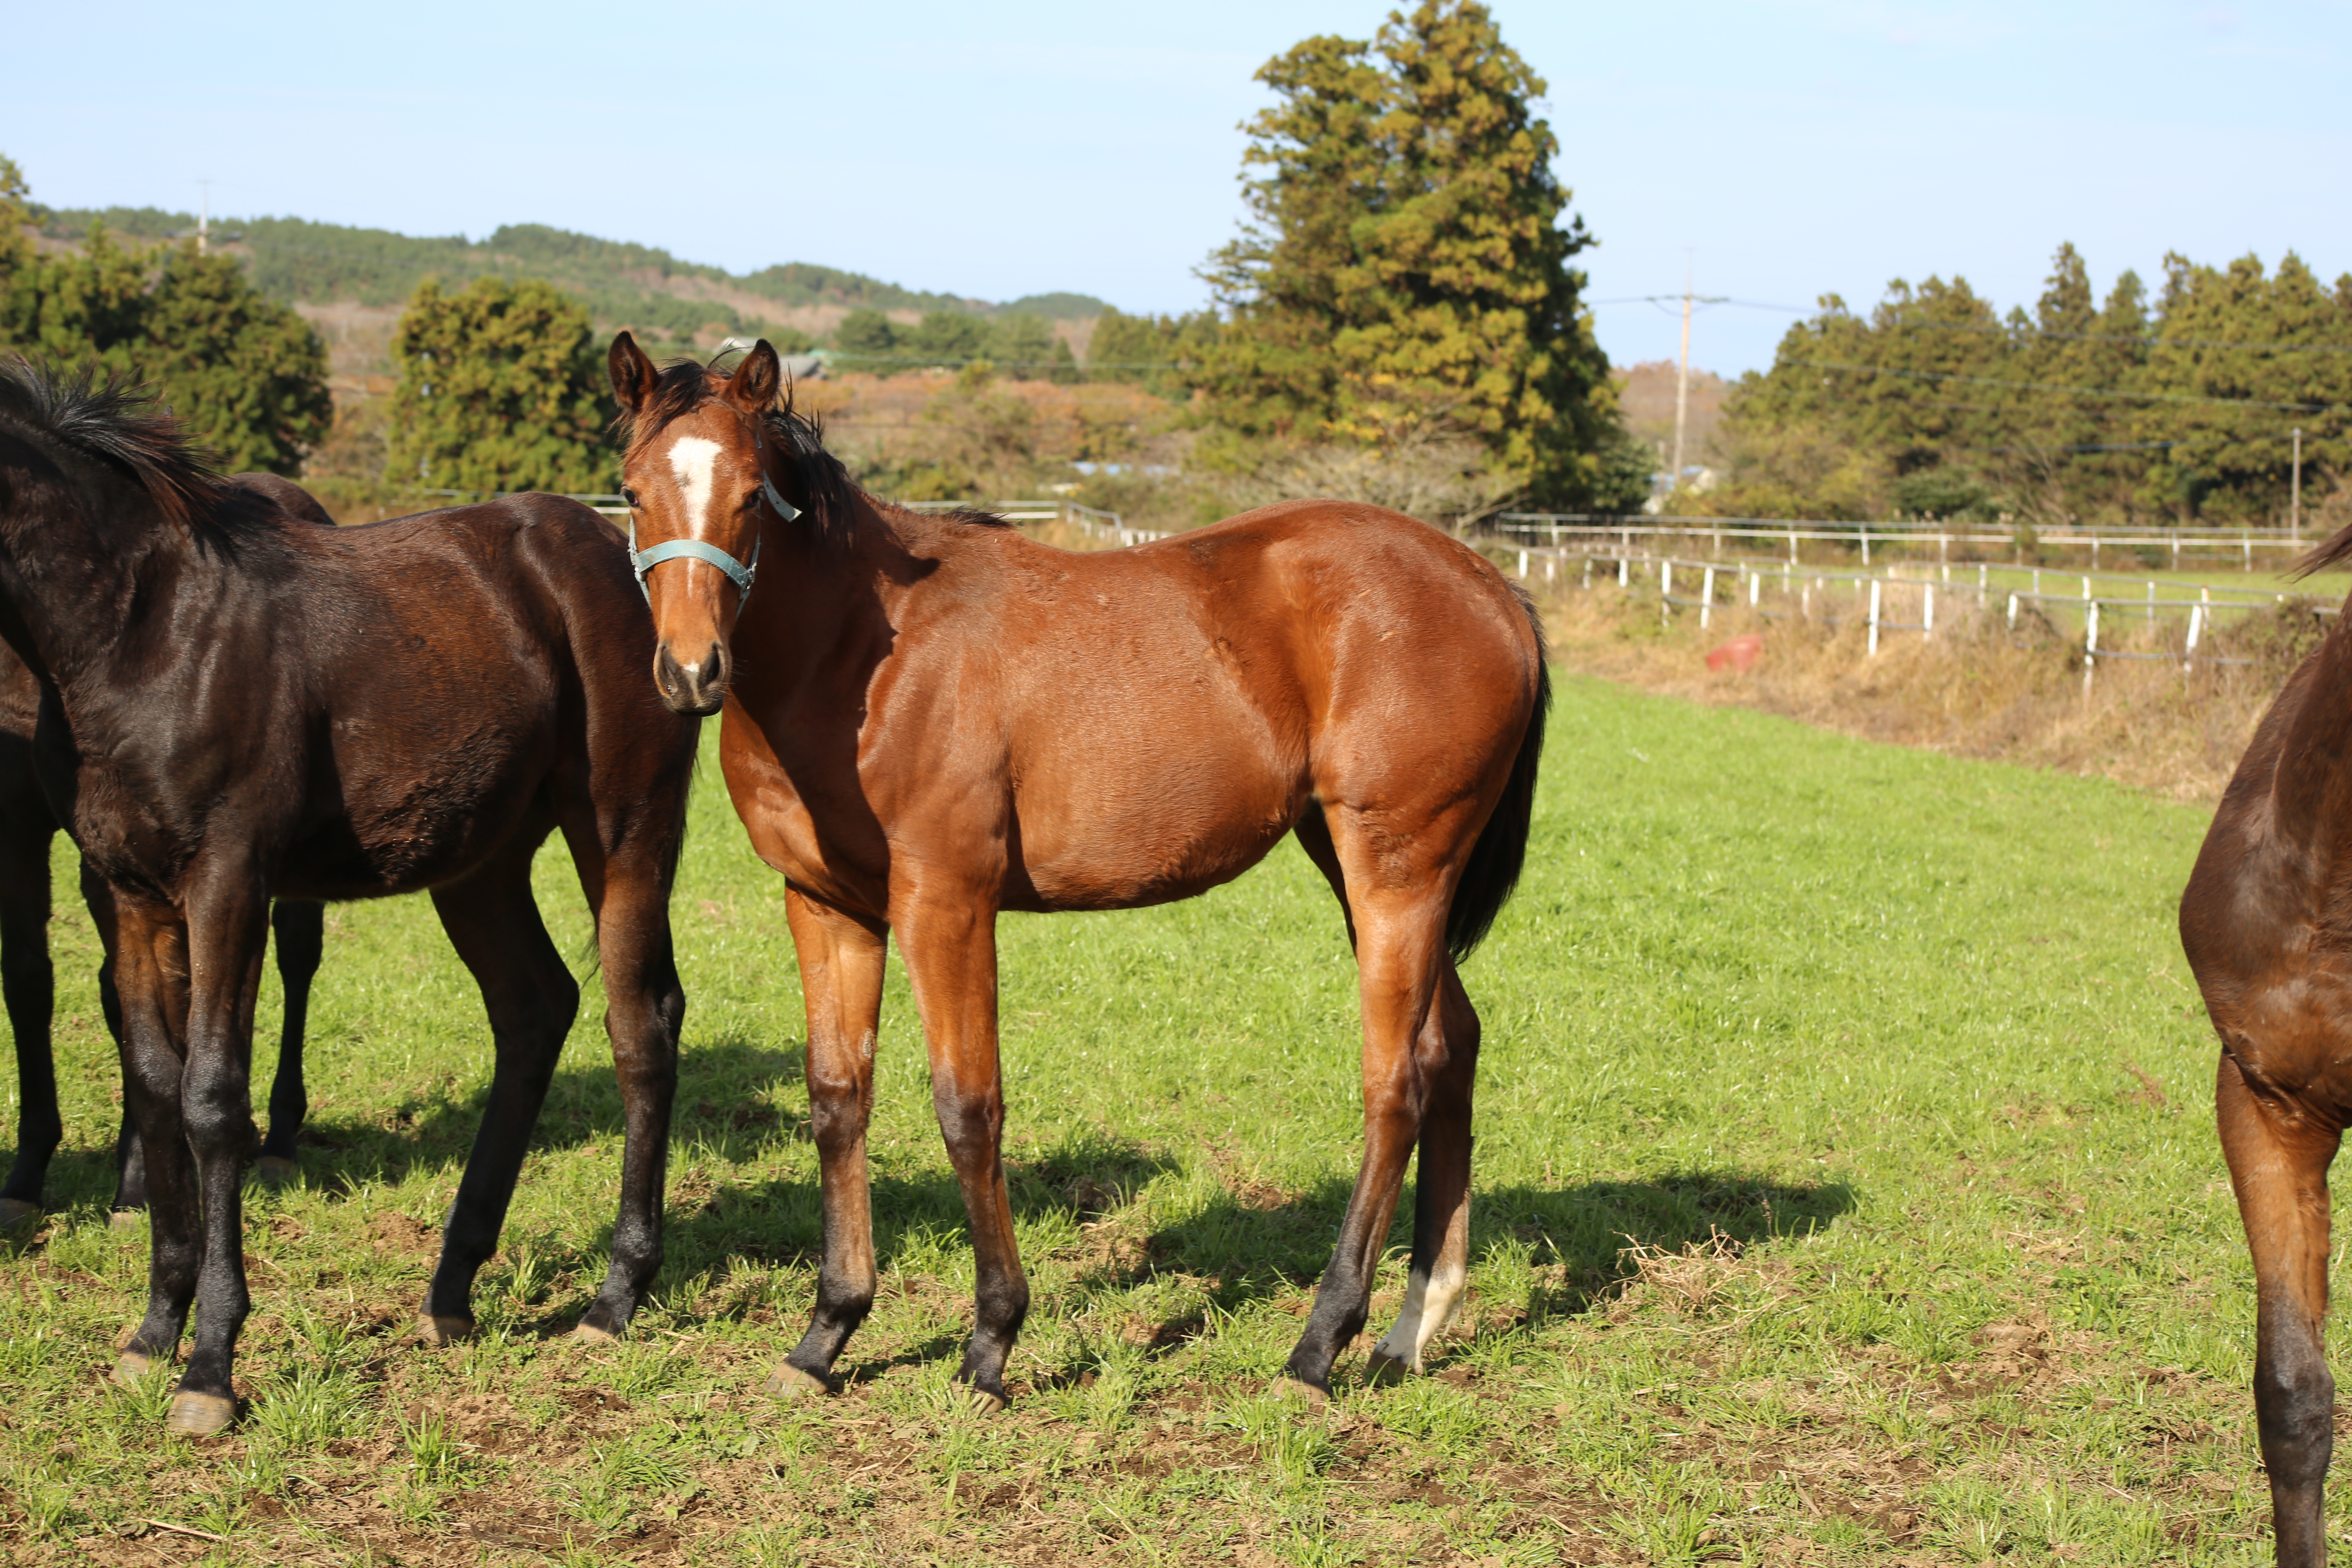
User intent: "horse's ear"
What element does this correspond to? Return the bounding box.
[726,340,781,413]
[609,331,657,414]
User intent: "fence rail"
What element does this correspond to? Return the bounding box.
[1518,542,2335,688]
[1492,512,2319,573]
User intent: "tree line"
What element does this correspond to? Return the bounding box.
[1708,244,2352,528]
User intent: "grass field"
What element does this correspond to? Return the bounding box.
[0,674,2310,1565]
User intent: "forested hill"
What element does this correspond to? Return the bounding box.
[31,203,1108,346]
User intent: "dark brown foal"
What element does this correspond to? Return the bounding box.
[0,473,334,1229]
[610,337,1546,1408]
[2181,526,2352,1565]
[0,363,696,1437]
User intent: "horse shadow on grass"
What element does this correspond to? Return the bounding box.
[21,1030,813,1220]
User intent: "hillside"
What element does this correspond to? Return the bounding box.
[31,203,1110,352]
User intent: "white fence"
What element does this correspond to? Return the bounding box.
[1517,543,2337,689]
[1496,512,2316,574]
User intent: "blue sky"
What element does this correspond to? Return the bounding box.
[7,2,2348,375]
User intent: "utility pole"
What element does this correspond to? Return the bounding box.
[1670,254,1694,494]
[2292,426,2303,541]
[196,180,211,255]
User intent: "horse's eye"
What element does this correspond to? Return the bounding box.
[620,487,639,508]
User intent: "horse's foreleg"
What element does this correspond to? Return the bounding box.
[898,889,1025,1410]
[81,868,148,1216]
[2219,1050,2340,1568]
[1284,892,1448,1399]
[162,877,270,1437]
[1369,963,1480,1381]
[0,812,56,1226]
[422,847,577,1343]
[256,900,324,1176]
[772,888,886,1397]
[575,848,682,1342]
[106,896,198,1386]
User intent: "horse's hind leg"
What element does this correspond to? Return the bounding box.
[419,840,578,1343]
[1283,874,1452,1399]
[256,901,324,1178]
[1369,963,1479,1381]
[0,808,56,1227]
[2218,1050,2341,1567]
[771,887,886,1396]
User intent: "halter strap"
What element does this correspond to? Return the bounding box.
[627,474,799,605]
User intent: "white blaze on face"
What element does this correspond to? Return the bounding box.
[666,435,724,539]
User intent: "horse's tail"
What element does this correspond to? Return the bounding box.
[1446,587,1550,964]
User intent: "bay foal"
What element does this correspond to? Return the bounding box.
[2182,524,2352,1564]
[0,473,332,1229]
[0,362,697,1435]
[610,336,1548,1407]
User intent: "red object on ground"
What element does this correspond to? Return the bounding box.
[1706,633,1765,673]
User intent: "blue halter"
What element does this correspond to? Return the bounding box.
[628,472,798,606]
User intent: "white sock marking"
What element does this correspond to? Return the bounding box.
[1374,1257,1468,1372]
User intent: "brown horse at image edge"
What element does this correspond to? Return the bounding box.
[609,334,1549,1408]
[2183,520,2352,1566]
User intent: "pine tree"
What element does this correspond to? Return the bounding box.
[1196,1,1614,503]
[388,276,612,493]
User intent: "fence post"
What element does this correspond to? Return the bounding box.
[1750,569,1761,607]
[1701,566,1715,630]
[2008,592,2019,630]
[2245,531,2253,571]
[1868,579,1882,656]
[2184,602,2203,672]
[1978,562,1988,601]
[1788,528,1798,565]
[2091,537,2100,569]
[1861,526,1871,567]
[1662,560,1673,624]
[1619,556,1629,588]
[2084,601,2099,695]
[1517,550,1528,578]
[1583,557,1594,591]
[1924,584,1936,637]
[1940,532,1949,567]
[2146,580,2155,623]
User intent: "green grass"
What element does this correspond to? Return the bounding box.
[0,674,2305,1563]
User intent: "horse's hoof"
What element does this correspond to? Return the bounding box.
[571,1320,623,1345]
[108,1209,142,1233]
[0,1198,39,1233]
[414,1314,475,1348]
[255,1155,297,1183]
[1272,1374,1329,1408]
[763,1363,830,1400]
[964,1384,1008,1416]
[165,1390,237,1437]
[111,1350,154,1387]
[1365,1349,1411,1386]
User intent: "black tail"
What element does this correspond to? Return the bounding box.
[1446,588,1550,964]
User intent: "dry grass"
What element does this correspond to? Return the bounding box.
[1523,559,2333,805]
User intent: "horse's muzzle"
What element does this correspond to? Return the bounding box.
[654,639,729,716]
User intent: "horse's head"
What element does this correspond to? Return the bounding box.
[609,332,801,716]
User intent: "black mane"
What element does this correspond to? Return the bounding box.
[615,354,1010,543]
[0,358,273,551]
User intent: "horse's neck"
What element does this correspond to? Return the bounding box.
[0,477,189,694]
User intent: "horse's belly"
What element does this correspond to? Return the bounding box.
[1012,766,1303,912]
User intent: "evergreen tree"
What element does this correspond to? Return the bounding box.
[1196,1,1615,503]
[0,161,329,477]
[388,276,612,493]
[832,309,898,369]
